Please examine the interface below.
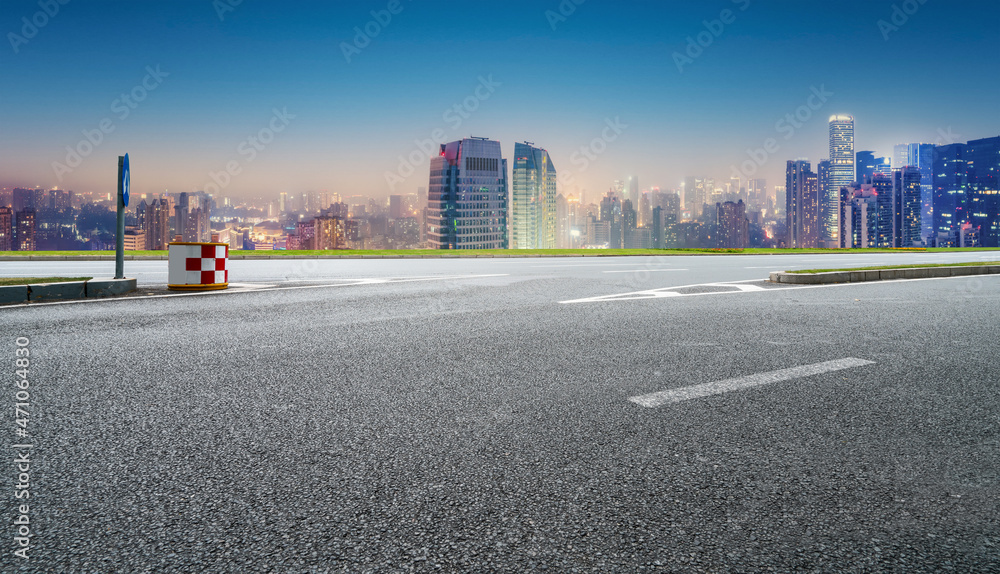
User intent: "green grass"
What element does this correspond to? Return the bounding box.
[2,247,998,258]
[0,277,93,286]
[789,261,1000,274]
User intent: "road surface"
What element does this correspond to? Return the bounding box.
[2,253,998,572]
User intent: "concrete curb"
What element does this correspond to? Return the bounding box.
[1,278,137,305]
[770,265,1000,284]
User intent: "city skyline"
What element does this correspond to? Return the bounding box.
[2,1,998,199]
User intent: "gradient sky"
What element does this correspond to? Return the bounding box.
[2,0,998,203]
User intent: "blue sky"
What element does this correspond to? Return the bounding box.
[1,0,997,202]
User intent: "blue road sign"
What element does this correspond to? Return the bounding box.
[122,153,130,207]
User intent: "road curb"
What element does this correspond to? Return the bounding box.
[1,278,138,305]
[770,265,1000,284]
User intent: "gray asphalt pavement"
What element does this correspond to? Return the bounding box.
[2,253,999,572]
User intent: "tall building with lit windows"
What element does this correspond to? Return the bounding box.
[511,142,557,249]
[786,160,819,248]
[0,207,11,251]
[427,138,508,249]
[827,115,854,247]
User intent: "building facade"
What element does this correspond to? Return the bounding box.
[511,142,557,249]
[427,138,508,249]
[786,160,819,248]
[827,115,854,247]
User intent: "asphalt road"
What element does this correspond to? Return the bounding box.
[2,253,999,572]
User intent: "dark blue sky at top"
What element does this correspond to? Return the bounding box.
[1,0,997,201]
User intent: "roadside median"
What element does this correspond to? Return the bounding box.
[770,263,1000,285]
[0,278,136,305]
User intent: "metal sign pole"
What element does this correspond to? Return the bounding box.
[115,155,125,279]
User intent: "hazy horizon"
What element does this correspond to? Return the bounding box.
[2,0,998,201]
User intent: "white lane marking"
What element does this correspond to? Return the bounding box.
[2,275,510,309]
[531,263,661,268]
[602,269,688,274]
[629,358,876,408]
[560,274,999,304]
[561,279,765,303]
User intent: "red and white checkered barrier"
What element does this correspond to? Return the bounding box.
[167,242,229,291]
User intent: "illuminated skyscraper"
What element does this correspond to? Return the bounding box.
[827,115,854,246]
[427,138,508,249]
[933,144,969,247]
[895,167,923,247]
[15,208,36,251]
[511,142,557,249]
[786,160,819,248]
[0,207,11,251]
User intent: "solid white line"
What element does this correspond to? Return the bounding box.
[2,274,510,309]
[602,269,688,274]
[629,358,876,408]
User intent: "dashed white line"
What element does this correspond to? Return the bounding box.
[629,358,876,407]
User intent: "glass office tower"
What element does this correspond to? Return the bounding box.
[427,138,508,249]
[511,142,557,249]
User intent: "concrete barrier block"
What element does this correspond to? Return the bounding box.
[879,269,902,281]
[949,266,978,277]
[986,265,1000,275]
[85,278,137,298]
[769,272,781,283]
[901,268,926,279]
[819,272,851,283]
[923,267,952,278]
[0,285,28,304]
[849,270,879,282]
[28,281,87,302]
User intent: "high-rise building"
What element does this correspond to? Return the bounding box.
[747,179,767,212]
[427,138,508,249]
[893,144,910,170]
[895,167,923,247]
[388,195,403,219]
[511,142,557,249]
[717,200,749,248]
[638,192,651,228]
[893,143,936,243]
[15,208,36,251]
[933,143,969,247]
[827,115,854,246]
[871,174,896,248]
[786,160,819,248]
[0,207,11,251]
[12,188,35,213]
[856,151,878,185]
[138,198,172,250]
[628,177,639,204]
[817,159,839,247]
[966,136,1000,247]
[279,192,288,213]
